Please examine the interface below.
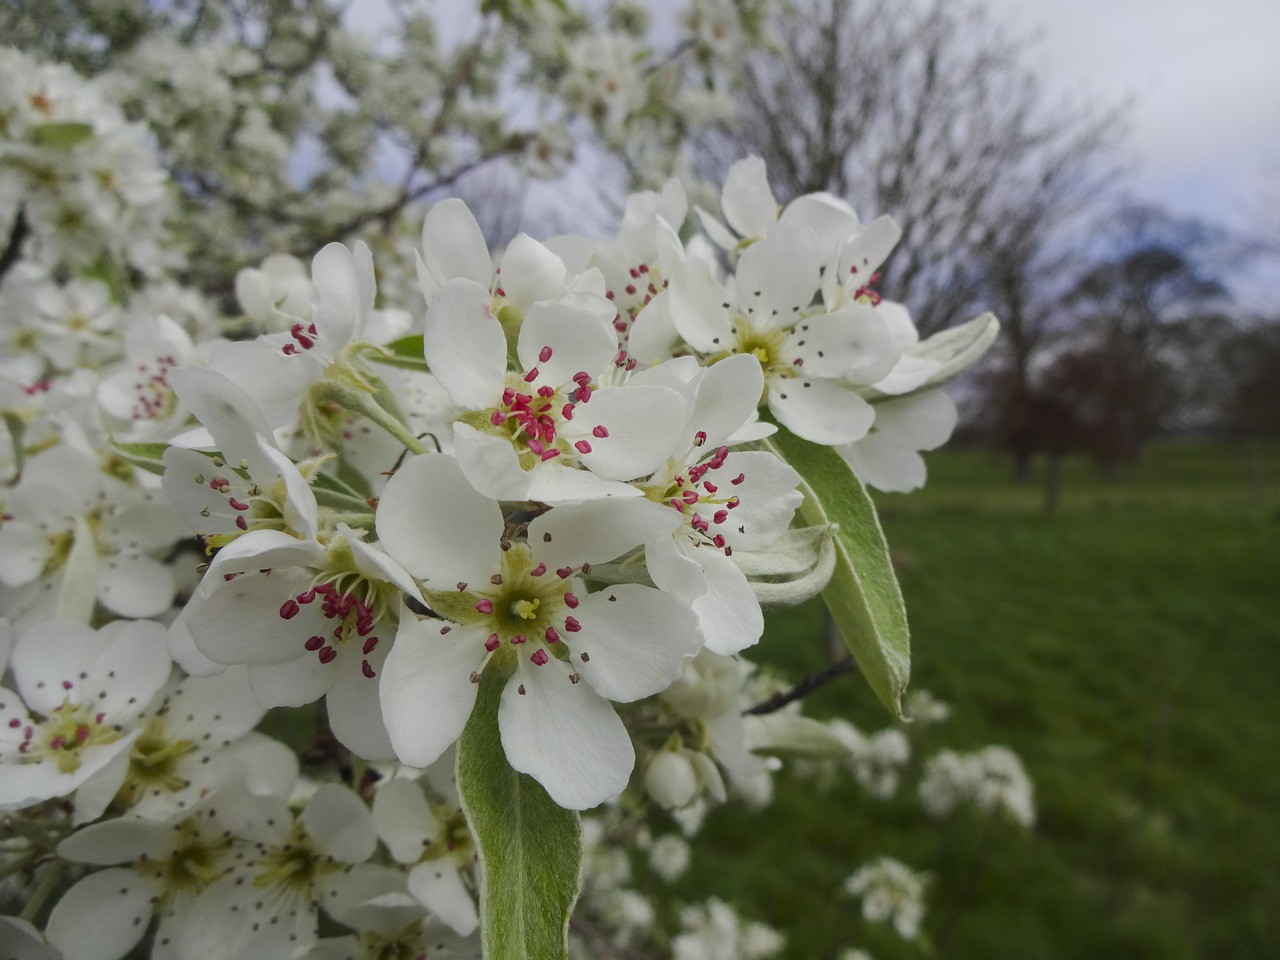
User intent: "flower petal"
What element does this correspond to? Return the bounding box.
[46,867,164,960]
[371,779,438,862]
[423,279,507,409]
[408,859,478,936]
[529,498,681,569]
[498,660,634,810]
[380,620,486,769]
[375,453,502,587]
[769,378,874,445]
[302,783,377,863]
[420,198,493,298]
[571,583,701,702]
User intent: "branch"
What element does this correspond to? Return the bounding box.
[742,655,859,715]
[0,209,29,285]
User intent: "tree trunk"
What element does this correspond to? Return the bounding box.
[1042,453,1062,515]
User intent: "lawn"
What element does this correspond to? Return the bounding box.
[671,442,1280,959]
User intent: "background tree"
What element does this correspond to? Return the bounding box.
[697,0,1122,338]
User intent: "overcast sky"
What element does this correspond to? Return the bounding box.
[986,0,1280,233]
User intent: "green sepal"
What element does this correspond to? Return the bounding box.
[457,673,583,960]
[29,122,94,150]
[373,336,430,373]
[763,430,910,718]
[111,441,171,476]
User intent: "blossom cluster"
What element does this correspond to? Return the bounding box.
[0,28,1011,959]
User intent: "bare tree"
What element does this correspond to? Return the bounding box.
[698,0,1123,338]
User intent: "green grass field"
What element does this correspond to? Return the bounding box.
[672,442,1280,960]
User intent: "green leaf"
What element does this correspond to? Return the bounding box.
[763,430,910,718]
[111,441,171,476]
[382,334,425,359]
[864,311,1000,403]
[457,674,582,960]
[29,122,93,150]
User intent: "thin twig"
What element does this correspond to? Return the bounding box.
[742,655,859,715]
[0,209,29,285]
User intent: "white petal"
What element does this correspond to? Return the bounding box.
[736,223,820,318]
[325,642,394,761]
[205,338,322,428]
[524,461,640,503]
[769,378,874,445]
[371,779,438,862]
[872,388,958,450]
[528,498,681,569]
[423,279,507,409]
[97,554,175,618]
[303,783,377,863]
[12,619,101,713]
[0,522,50,587]
[644,535,706,606]
[498,660,634,810]
[58,817,173,865]
[687,352,764,450]
[311,242,365,352]
[187,569,323,666]
[248,653,332,708]
[408,860,478,936]
[340,524,424,604]
[841,440,927,494]
[46,867,164,960]
[421,198,493,297]
[518,301,617,385]
[71,746,133,825]
[716,450,804,551]
[720,156,777,239]
[627,290,678,364]
[841,215,902,280]
[375,453,502,587]
[83,620,171,722]
[563,385,685,480]
[380,620,486,769]
[450,423,533,502]
[871,355,942,395]
[151,667,263,742]
[571,584,701,702]
[667,259,732,353]
[498,235,567,313]
[695,206,740,252]
[168,364,278,478]
[689,547,764,656]
[779,192,860,251]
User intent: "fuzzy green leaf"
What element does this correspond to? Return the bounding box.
[764,430,910,718]
[457,674,582,960]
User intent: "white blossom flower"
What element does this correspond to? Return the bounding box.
[178,783,377,960]
[918,746,1035,826]
[0,619,169,812]
[422,275,687,502]
[46,786,283,960]
[635,353,802,654]
[844,857,928,940]
[376,453,701,809]
[371,776,477,935]
[666,224,899,445]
